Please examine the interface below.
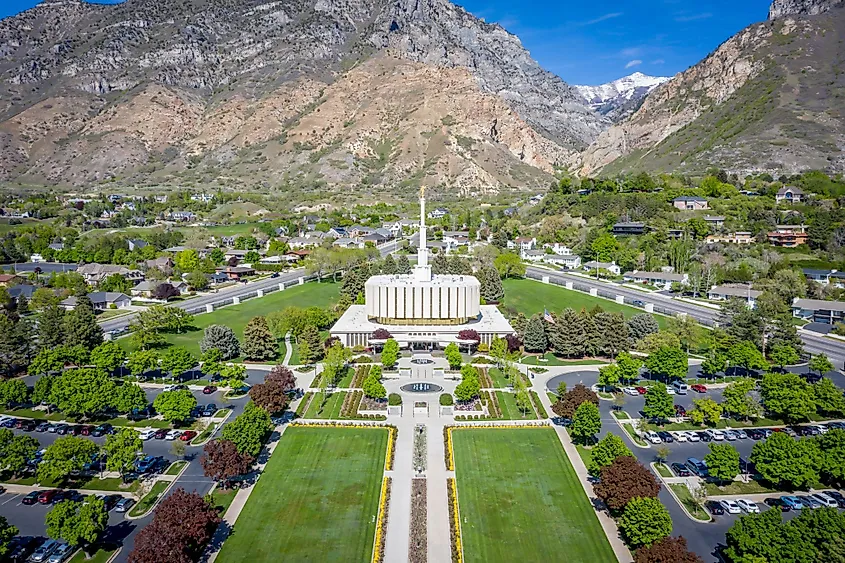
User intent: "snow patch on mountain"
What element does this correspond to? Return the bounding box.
[574,72,670,122]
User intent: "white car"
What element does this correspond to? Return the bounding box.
[723,430,737,441]
[165,430,182,441]
[720,499,742,514]
[666,387,676,395]
[813,425,828,434]
[623,387,640,396]
[674,431,688,443]
[706,429,725,441]
[646,431,662,445]
[736,499,760,513]
[810,493,839,508]
[685,431,701,442]
[139,429,156,441]
[734,429,748,440]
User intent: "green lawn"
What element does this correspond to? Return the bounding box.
[218,427,387,562]
[119,282,339,359]
[501,278,667,328]
[521,354,608,366]
[70,545,118,563]
[670,484,710,521]
[303,391,346,419]
[453,428,615,563]
[211,487,238,515]
[129,480,169,517]
[654,463,673,478]
[495,391,537,420]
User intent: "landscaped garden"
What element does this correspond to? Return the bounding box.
[217,426,388,562]
[118,282,339,359]
[451,427,615,562]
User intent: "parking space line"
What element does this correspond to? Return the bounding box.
[1,494,20,505]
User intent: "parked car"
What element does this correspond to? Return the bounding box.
[46,424,59,433]
[46,541,73,563]
[657,431,674,443]
[810,493,839,508]
[29,539,61,563]
[115,497,136,513]
[55,490,83,503]
[21,491,40,505]
[139,429,156,441]
[635,387,648,395]
[746,429,764,440]
[91,424,113,437]
[705,500,725,515]
[733,429,748,440]
[203,386,217,395]
[153,429,169,440]
[645,431,662,445]
[759,429,773,438]
[705,429,725,441]
[736,499,760,513]
[35,422,50,432]
[5,536,36,562]
[826,490,845,508]
[17,419,36,431]
[179,430,197,441]
[632,299,645,307]
[691,384,707,393]
[798,495,822,509]
[684,431,701,442]
[720,499,742,514]
[674,405,687,417]
[0,417,16,428]
[623,387,639,396]
[781,496,804,510]
[54,424,69,435]
[765,497,790,512]
[166,430,182,441]
[203,404,218,417]
[102,494,121,511]
[134,456,158,473]
[697,431,712,442]
[674,431,688,443]
[723,430,738,441]
[38,490,59,504]
[671,463,691,477]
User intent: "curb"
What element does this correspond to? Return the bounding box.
[614,418,650,449]
[105,546,123,563]
[656,471,712,524]
[125,475,181,520]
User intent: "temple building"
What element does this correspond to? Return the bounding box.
[331,189,514,350]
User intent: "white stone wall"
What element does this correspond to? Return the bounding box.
[364,278,481,320]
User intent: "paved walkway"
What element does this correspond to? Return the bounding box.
[426,415,452,563]
[282,331,293,365]
[384,410,414,561]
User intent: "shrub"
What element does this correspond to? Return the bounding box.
[388,393,402,406]
[439,393,454,406]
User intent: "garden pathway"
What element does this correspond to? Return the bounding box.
[384,406,415,562]
[426,416,453,563]
[282,331,293,365]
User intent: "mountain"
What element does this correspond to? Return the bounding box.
[578,0,845,177]
[0,0,607,196]
[574,73,670,123]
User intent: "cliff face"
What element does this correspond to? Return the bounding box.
[578,4,845,176]
[0,0,607,193]
[769,0,844,19]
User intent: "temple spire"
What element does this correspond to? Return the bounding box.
[415,187,432,282]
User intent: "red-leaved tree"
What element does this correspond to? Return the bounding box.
[371,328,392,340]
[152,283,180,301]
[551,383,598,419]
[265,365,296,392]
[634,536,704,563]
[457,329,480,342]
[202,439,254,486]
[594,456,661,512]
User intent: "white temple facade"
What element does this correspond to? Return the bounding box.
[331,189,514,350]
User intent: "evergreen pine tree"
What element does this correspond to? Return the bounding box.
[551,308,586,358]
[242,316,278,361]
[523,314,548,353]
[581,309,601,357]
[770,312,804,355]
[0,314,33,376]
[396,254,411,275]
[478,266,504,303]
[38,303,66,349]
[510,312,528,339]
[381,255,397,275]
[595,312,629,358]
[301,325,324,362]
[62,295,103,349]
[432,253,448,274]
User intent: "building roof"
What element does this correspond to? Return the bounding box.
[332,304,512,335]
[777,186,805,195]
[802,269,833,277]
[132,281,156,291]
[88,291,130,303]
[584,261,616,269]
[0,274,20,283]
[708,285,763,299]
[793,298,845,312]
[673,196,707,202]
[613,222,646,229]
[703,215,726,222]
[8,284,36,299]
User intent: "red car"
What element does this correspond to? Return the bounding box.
[202,386,217,395]
[179,430,197,441]
[38,489,59,504]
[635,386,648,395]
[79,425,95,436]
[691,384,708,393]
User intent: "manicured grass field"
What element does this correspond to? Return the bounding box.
[218,427,387,562]
[303,391,347,419]
[501,278,667,328]
[495,391,537,420]
[452,428,615,563]
[119,282,339,359]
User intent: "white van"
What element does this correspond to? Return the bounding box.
[672,381,689,395]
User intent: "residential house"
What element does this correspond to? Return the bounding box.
[153,195,168,204]
[76,263,144,285]
[288,237,318,249]
[443,231,470,249]
[304,231,327,240]
[512,237,537,252]
[705,232,753,245]
[260,255,299,265]
[333,238,363,249]
[0,274,24,286]
[673,197,709,211]
[427,208,448,220]
[768,225,808,248]
[167,211,196,222]
[127,239,148,252]
[8,284,37,300]
[703,216,726,228]
[803,269,834,285]
[612,222,647,236]
[545,243,573,256]
[362,232,390,246]
[502,207,517,217]
[172,280,190,294]
[327,227,349,239]
[527,194,544,206]
[61,292,131,311]
[667,229,685,240]
[521,249,546,262]
[707,284,762,307]
[775,186,805,205]
[583,261,621,276]
[623,270,689,290]
[130,281,156,298]
[48,243,64,251]
[190,193,214,203]
[144,257,174,274]
[209,272,231,285]
[30,254,45,263]
[215,266,255,280]
[792,298,845,325]
[544,253,582,269]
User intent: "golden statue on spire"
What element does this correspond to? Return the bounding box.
[420,186,425,199]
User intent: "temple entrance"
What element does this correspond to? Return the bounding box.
[410,341,437,352]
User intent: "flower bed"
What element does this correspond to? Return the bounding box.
[482,391,501,418]
[529,367,549,374]
[444,427,454,470]
[529,391,548,419]
[447,477,463,563]
[295,366,311,373]
[414,401,427,408]
[471,356,493,364]
[372,476,392,563]
[351,365,371,388]
[385,426,397,471]
[477,368,493,388]
[409,479,427,563]
[360,396,388,411]
[413,425,427,474]
[454,398,480,412]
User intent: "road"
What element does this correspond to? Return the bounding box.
[527,267,845,366]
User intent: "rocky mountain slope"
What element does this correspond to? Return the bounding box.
[578,0,845,176]
[574,73,670,123]
[769,0,843,18]
[0,0,607,195]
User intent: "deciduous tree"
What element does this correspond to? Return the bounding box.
[704,443,740,483]
[721,378,760,420]
[381,338,399,369]
[493,252,525,279]
[570,401,601,444]
[643,382,674,421]
[751,432,820,489]
[201,440,254,486]
[160,347,196,379]
[814,378,845,417]
[0,516,17,559]
[111,383,148,414]
[645,347,687,381]
[220,402,271,457]
[634,536,703,563]
[127,349,159,377]
[595,456,661,512]
[89,341,126,373]
[46,497,108,551]
[103,428,142,478]
[619,497,673,548]
[37,436,99,484]
[688,397,723,426]
[809,353,834,376]
[153,390,197,423]
[588,433,632,476]
[760,371,816,423]
[49,368,115,418]
[552,384,598,419]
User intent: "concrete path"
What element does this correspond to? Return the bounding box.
[427,416,452,563]
[534,385,634,563]
[384,410,414,561]
[282,331,293,366]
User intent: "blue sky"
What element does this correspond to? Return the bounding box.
[3,0,772,85]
